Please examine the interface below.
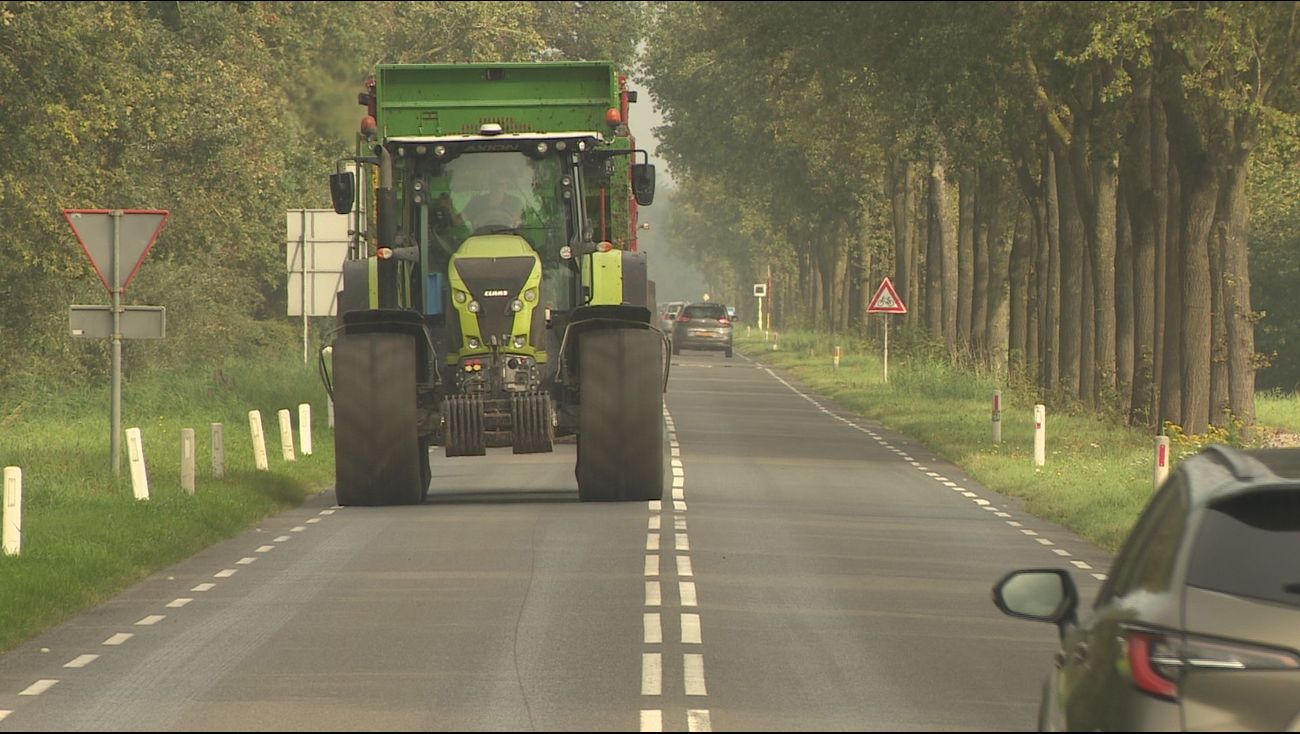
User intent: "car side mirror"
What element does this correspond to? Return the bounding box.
[993,569,1079,634]
[330,172,355,215]
[632,163,655,206]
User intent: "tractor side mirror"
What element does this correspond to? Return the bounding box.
[330,172,355,215]
[632,163,656,206]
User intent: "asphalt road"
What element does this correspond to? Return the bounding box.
[0,349,1113,731]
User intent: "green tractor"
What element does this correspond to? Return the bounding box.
[320,62,666,505]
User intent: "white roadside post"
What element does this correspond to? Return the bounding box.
[3,467,21,556]
[211,423,224,478]
[298,403,313,456]
[278,409,296,462]
[180,428,195,495]
[833,345,841,371]
[249,410,269,471]
[992,390,1002,444]
[125,427,150,500]
[1154,435,1171,491]
[1033,404,1046,467]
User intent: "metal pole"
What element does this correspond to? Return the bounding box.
[883,316,890,383]
[301,210,309,364]
[111,210,123,476]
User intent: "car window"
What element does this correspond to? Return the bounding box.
[1185,487,1300,609]
[1097,473,1189,604]
[683,305,726,319]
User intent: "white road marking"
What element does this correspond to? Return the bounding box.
[672,467,684,478]
[681,613,702,644]
[649,501,662,512]
[973,499,990,506]
[645,555,660,577]
[675,517,687,531]
[19,679,58,696]
[644,613,662,644]
[306,518,321,524]
[645,581,662,606]
[1053,549,1073,556]
[1071,561,1093,570]
[676,535,690,551]
[214,569,237,578]
[1092,573,1108,581]
[649,516,661,531]
[0,711,9,722]
[982,506,1000,512]
[680,581,698,607]
[671,459,683,468]
[274,535,291,542]
[642,653,662,696]
[640,710,663,732]
[290,526,306,532]
[673,477,685,488]
[236,557,257,565]
[995,512,1012,518]
[671,447,680,457]
[677,556,694,577]
[1007,521,1023,527]
[674,501,688,512]
[943,481,958,487]
[673,488,685,500]
[1020,529,1038,536]
[166,598,192,608]
[319,509,335,515]
[64,654,99,669]
[102,633,133,646]
[135,615,165,626]
[1036,538,1055,546]
[191,583,215,592]
[684,654,708,695]
[688,710,713,732]
[962,492,978,497]
[256,545,275,553]
[647,534,660,551]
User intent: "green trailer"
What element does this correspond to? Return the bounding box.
[321,62,665,505]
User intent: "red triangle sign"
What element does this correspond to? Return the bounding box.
[64,209,169,293]
[867,277,907,314]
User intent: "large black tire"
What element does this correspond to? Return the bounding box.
[332,332,424,506]
[576,328,665,502]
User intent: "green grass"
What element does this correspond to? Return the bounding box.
[737,330,1288,554]
[1256,390,1300,435]
[0,352,334,652]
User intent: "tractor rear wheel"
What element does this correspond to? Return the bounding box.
[332,332,424,506]
[576,328,664,502]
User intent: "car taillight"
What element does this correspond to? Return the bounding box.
[1124,628,1300,701]
[677,315,690,322]
[718,317,730,325]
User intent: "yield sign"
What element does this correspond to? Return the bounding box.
[63,209,169,293]
[867,276,908,314]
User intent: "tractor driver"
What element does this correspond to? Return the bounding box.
[442,173,525,232]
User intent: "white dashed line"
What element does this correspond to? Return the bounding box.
[19,679,58,696]
[649,516,661,531]
[274,535,291,542]
[1071,561,1093,570]
[676,535,690,551]
[319,509,335,515]
[0,711,9,722]
[306,518,321,524]
[681,613,702,644]
[1007,521,1023,527]
[647,534,660,551]
[192,583,216,592]
[645,581,662,606]
[135,615,165,626]
[642,653,662,695]
[684,654,708,696]
[256,545,275,553]
[675,517,687,531]
[645,555,660,577]
[1036,538,1055,546]
[63,654,99,669]
[102,633,133,646]
[673,488,686,500]
[1053,549,1073,557]
[688,710,713,732]
[1020,529,1038,536]
[166,598,192,608]
[676,556,694,577]
[680,582,698,607]
[995,512,1012,518]
[1092,573,1108,581]
[641,710,663,732]
[290,526,306,533]
[649,501,662,512]
[214,569,238,578]
[644,613,663,644]
[674,500,688,512]
[236,557,257,565]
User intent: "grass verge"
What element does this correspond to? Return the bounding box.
[0,352,334,653]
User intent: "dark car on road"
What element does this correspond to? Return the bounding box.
[672,302,733,358]
[993,444,1300,731]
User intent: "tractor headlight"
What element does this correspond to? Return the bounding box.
[467,337,481,349]
[454,290,468,304]
[468,300,481,314]
[510,299,524,313]
[523,288,537,303]
[513,336,526,349]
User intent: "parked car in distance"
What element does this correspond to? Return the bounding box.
[993,444,1300,732]
[672,302,733,358]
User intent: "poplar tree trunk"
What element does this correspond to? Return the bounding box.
[1126,84,1158,426]
[958,168,976,354]
[1220,155,1256,436]
[1043,147,1062,393]
[1090,153,1119,407]
[1054,148,1085,399]
[1115,182,1135,420]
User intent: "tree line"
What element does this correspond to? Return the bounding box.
[0,0,644,403]
[642,1,1300,437]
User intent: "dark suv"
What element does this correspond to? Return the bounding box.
[672,302,733,358]
[993,445,1300,731]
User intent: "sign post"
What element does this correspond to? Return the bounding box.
[64,209,169,476]
[753,282,768,333]
[866,277,908,383]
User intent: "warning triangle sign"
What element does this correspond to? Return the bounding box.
[867,277,907,314]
